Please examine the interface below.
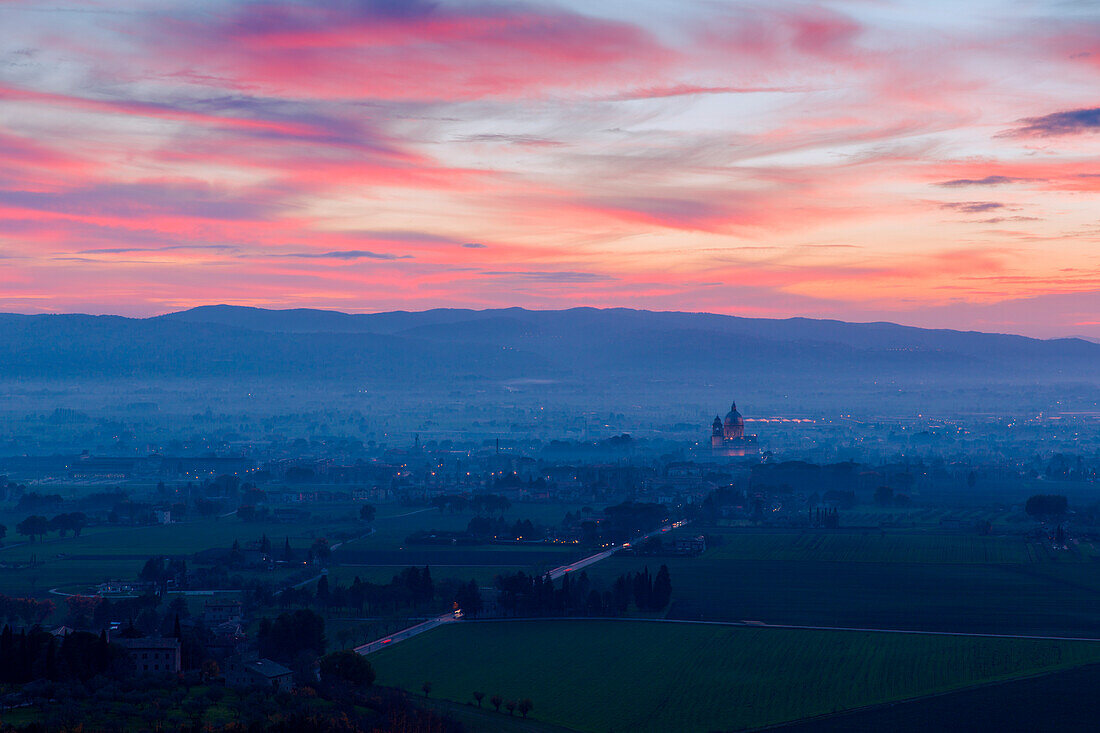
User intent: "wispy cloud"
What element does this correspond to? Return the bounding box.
[281,250,414,260]
[482,271,616,283]
[940,202,1006,213]
[77,244,239,255]
[1010,107,1100,137]
[935,175,1035,188]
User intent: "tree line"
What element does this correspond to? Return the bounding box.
[0,594,55,627]
[0,626,132,684]
[494,565,671,617]
[466,516,539,540]
[12,512,88,542]
[470,690,533,719]
[277,566,439,614]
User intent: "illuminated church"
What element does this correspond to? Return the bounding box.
[710,401,759,457]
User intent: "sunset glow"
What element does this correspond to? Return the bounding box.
[1,0,1098,336]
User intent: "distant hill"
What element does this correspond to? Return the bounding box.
[0,306,1095,386]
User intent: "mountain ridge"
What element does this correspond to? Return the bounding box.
[154,304,1094,346]
[0,305,1095,385]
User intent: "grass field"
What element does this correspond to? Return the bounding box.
[323,563,524,588]
[370,619,1100,732]
[351,503,593,551]
[330,502,593,576]
[701,530,1037,564]
[0,515,356,596]
[774,662,1100,732]
[581,528,1100,637]
[0,501,586,598]
[587,554,1100,637]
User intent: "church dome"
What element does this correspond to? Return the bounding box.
[723,401,745,439]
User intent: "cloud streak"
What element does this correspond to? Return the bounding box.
[281,250,414,260]
[1010,107,1100,137]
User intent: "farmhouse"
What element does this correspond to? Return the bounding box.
[225,655,294,690]
[204,599,243,626]
[111,636,181,675]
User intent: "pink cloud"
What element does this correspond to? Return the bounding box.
[0,84,341,141]
[925,161,1100,193]
[149,2,672,101]
[0,0,1097,336]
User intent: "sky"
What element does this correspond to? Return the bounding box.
[0,0,1098,338]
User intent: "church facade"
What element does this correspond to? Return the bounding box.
[710,401,758,457]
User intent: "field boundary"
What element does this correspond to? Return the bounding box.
[461,615,1100,643]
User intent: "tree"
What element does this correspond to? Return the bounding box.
[652,565,672,610]
[310,538,331,565]
[319,650,375,688]
[421,565,434,603]
[201,659,220,682]
[491,694,503,712]
[505,700,516,716]
[316,575,331,607]
[874,486,894,506]
[359,504,376,522]
[518,699,533,718]
[455,580,482,618]
[473,691,485,708]
[139,556,172,594]
[0,524,7,545]
[16,516,50,542]
[69,512,87,537]
[422,681,432,697]
[1026,495,1068,521]
[257,609,326,662]
[49,512,87,538]
[65,595,102,628]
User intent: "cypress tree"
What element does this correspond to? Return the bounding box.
[653,565,672,610]
[422,566,433,603]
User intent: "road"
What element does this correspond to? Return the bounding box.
[354,521,682,656]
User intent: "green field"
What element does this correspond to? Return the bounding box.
[584,529,1100,637]
[330,502,593,577]
[0,501,588,598]
[774,661,1100,732]
[323,563,524,588]
[0,514,357,596]
[346,503,593,551]
[370,620,1100,732]
[701,530,1037,564]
